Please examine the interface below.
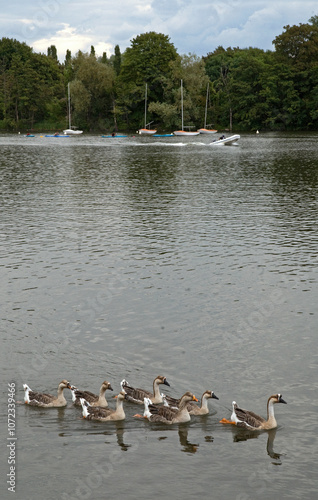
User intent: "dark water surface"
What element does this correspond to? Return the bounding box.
[1,132,317,499]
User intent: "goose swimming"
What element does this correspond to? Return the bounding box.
[187,390,219,415]
[23,380,71,407]
[136,391,198,424]
[162,390,219,415]
[121,375,170,404]
[70,380,113,407]
[80,391,126,421]
[220,394,287,430]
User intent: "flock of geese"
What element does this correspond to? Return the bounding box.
[23,375,287,430]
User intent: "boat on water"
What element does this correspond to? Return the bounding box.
[174,130,200,136]
[63,129,83,135]
[198,83,217,134]
[198,128,218,134]
[138,84,157,135]
[153,133,174,137]
[210,134,240,145]
[45,134,69,138]
[138,128,157,135]
[63,82,83,135]
[101,135,127,138]
[174,80,200,136]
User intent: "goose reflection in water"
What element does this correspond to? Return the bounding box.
[178,427,199,454]
[114,423,131,451]
[231,428,283,464]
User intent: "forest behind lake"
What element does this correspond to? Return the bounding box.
[1,15,318,133]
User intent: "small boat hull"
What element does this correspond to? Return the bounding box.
[63,129,83,135]
[153,134,174,137]
[198,128,218,134]
[138,129,157,135]
[101,135,127,138]
[173,130,200,136]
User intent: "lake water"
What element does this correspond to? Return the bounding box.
[1,132,317,500]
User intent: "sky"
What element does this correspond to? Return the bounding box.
[1,0,317,62]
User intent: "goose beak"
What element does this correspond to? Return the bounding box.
[193,395,198,402]
[109,385,114,391]
[67,383,72,389]
[279,396,287,404]
[164,379,170,387]
[212,392,219,400]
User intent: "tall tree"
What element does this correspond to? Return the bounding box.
[47,45,58,61]
[113,44,121,75]
[116,32,178,128]
[70,51,115,129]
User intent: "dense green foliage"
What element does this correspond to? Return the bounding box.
[1,19,318,132]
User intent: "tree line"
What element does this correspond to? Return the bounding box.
[1,16,318,132]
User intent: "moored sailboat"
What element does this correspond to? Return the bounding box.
[198,83,217,134]
[138,84,157,135]
[173,80,200,136]
[63,82,83,135]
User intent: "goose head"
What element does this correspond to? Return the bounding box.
[59,380,71,390]
[270,394,287,405]
[179,392,198,406]
[101,381,113,391]
[117,391,126,402]
[155,375,170,387]
[203,390,219,400]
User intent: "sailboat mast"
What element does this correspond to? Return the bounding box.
[181,79,184,131]
[144,83,147,128]
[68,82,71,129]
[204,83,209,129]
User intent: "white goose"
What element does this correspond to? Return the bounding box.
[220,394,287,430]
[80,391,126,421]
[70,380,113,407]
[23,380,71,407]
[121,375,170,404]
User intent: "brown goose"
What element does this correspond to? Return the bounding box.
[187,390,219,415]
[23,380,71,407]
[137,391,198,424]
[162,390,219,415]
[121,375,170,404]
[80,391,126,421]
[220,394,287,430]
[70,380,113,407]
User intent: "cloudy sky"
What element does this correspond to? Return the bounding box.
[2,0,317,61]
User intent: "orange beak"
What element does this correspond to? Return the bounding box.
[193,395,198,402]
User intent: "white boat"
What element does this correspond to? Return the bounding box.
[198,84,217,134]
[138,127,157,135]
[210,134,240,145]
[198,128,218,134]
[63,128,83,135]
[174,80,200,136]
[63,82,83,135]
[138,84,157,135]
[174,130,200,136]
